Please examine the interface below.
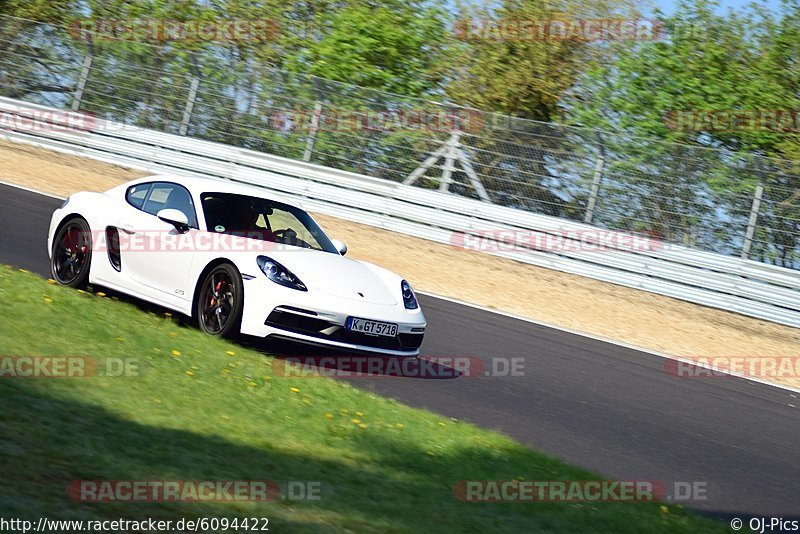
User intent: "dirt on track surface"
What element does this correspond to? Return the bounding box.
[2,139,798,389]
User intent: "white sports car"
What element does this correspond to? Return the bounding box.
[47,175,426,356]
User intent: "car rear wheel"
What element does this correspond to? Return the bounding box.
[51,217,92,288]
[197,264,243,338]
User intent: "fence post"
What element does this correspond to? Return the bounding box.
[584,131,606,225]
[303,101,324,162]
[741,183,764,259]
[179,54,200,136]
[584,153,605,224]
[438,132,459,193]
[71,45,94,111]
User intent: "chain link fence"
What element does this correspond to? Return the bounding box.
[1,15,798,269]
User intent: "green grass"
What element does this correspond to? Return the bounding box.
[0,266,726,532]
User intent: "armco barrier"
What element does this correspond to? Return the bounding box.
[1,97,798,328]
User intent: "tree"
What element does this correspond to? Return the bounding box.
[284,1,448,97]
[561,0,800,265]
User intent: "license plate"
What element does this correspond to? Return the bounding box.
[346,317,398,337]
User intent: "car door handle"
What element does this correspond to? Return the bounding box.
[120,224,136,234]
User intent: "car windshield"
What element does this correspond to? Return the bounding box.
[200,192,338,253]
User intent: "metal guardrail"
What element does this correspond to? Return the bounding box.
[1,96,799,328]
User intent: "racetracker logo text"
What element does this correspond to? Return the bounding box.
[272,356,525,379]
[67,480,323,502]
[453,480,707,502]
[450,229,664,254]
[0,356,141,378]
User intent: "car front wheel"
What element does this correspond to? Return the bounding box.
[51,217,92,288]
[196,264,243,338]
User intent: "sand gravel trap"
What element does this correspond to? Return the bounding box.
[1,139,798,389]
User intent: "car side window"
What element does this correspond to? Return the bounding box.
[126,183,151,209]
[142,182,198,228]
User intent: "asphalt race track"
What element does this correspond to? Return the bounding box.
[2,182,799,522]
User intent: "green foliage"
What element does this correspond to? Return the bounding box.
[0,267,728,532]
[285,2,448,97]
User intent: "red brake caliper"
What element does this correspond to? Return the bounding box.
[209,280,223,308]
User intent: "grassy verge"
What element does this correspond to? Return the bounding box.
[0,266,725,532]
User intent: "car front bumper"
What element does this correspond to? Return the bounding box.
[240,278,426,357]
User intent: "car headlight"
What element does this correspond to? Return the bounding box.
[401,279,418,309]
[257,256,307,291]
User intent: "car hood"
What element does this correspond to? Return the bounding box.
[266,249,399,306]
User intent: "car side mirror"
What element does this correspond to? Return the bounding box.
[331,238,347,256]
[157,208,190,233]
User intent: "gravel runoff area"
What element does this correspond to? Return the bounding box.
[1,139,798,389]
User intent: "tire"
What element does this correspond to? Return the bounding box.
[196,263,244,338]
[51,217,92,289]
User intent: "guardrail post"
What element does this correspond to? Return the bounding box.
[71,45,94,111]
[583,153,605,224]
[179,54,200,136]
[439,133,459,193]
[741,183,764,259]
[303,101,324,162]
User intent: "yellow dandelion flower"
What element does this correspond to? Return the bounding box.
[43,297,53,304]
[249,381,258,387]
[185,370,194,377]
[226,351,236,356]
[290,387,300,393]
[262,375,272,381]
[171,350,181,357]
[191,365,198,370]
[228,362,237,368]
[223,369,230,374]
[356,411,364,417]
[164,312,172,317]
[18,268,28,273]
[47,279,57,285]
[351,418,361,424]
[170,332,178,338]
[395,423,405,430]
[438,422,446,427]
[324,413,334,420]
[153,399,161,403]
[116,337,125,342]
[340,409,349,415]
[660,506,669,515]
[358,423,367,429]
[96,292,106,297]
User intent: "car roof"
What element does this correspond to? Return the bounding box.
[109,174,295,206]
